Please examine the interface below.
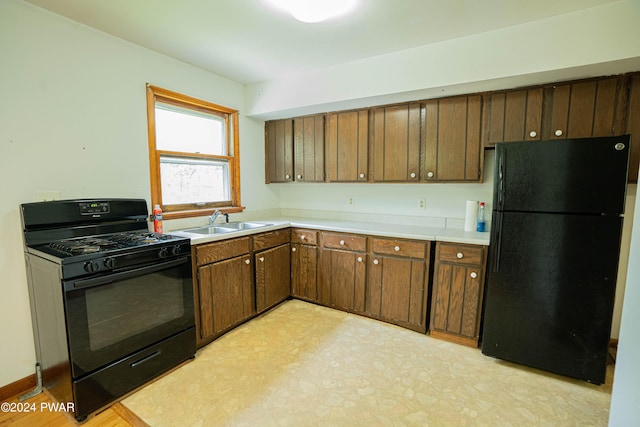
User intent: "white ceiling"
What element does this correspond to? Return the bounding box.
[25,0,618,85]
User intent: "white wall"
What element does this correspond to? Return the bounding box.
[0,0,277,388]
[609,166,640,426]
[246,0,640,120]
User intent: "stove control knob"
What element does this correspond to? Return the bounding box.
[84,261,100,273]
[171,245,182,256]
[103,257,116,269]
[158,247,169,258]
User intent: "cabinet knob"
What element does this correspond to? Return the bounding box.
[359,173,365,179]
[456,252,464,259]
[394,245,400,252]
[410,172,416,179]
[285,174,290,180]
[340,240,345,245]
[427,171,434,178]
[554,129,563,137]
[259,257,264,262]
[292,247,297,252]
[470,272,478,279]
[373,259,379,265]
[297,174,302,180]
[357,257,363,263]
[300,235,306,240]
[245,259,251,265]
[529,131,537,138]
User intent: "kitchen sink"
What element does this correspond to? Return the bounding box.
[217,221,271,230]
[181,222,272,236]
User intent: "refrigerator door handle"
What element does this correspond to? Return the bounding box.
[491,211,503,272]
[497,151,505,210]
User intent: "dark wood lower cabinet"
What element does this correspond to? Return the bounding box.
[255,243,291,313]
[318,246,367,314]
[430,242,488,347]
[198,255,254,344]
[291,243,318,301]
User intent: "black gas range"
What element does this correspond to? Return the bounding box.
[21,198,195,422]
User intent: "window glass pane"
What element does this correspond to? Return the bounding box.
[155,103,226,155]
[160,156,230,205]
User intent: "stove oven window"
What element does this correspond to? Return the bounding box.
[146,84,242,218]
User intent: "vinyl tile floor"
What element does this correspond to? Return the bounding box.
[122,300,613,427]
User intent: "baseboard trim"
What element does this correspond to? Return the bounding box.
[0,374,36,401]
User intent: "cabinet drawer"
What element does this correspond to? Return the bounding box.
[291,229,318,245]
[372,238,427,258]
[196,237,250,266]
[438,243,484,265]
[321,232,367,252]
[253,229,291,251]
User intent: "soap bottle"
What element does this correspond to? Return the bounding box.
[153,204,163,233]
[477,202,486,232]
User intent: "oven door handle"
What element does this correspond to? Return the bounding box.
[69,256,190,290]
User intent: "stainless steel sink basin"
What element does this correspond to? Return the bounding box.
[181,226,237,235]
[181,222,271,235]
[217,221,271,230]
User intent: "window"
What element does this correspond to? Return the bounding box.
[146,85,242,219]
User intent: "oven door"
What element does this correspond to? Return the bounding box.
[63,256,194,378]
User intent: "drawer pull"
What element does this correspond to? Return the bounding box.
[300,235,306,240]
[259,257,264,262]
[359,173,365,179]
[340,240,345,246]
[410,172,416,179]
[292,247,297,252]
[357,257,363,263]
[470,272,478,279]
[245,259,251,265]
[427,171,434,178]
[555,129,563,137]
[529,131,537,138]
[457,252,464,259]
[394,245,400,252]
[373,259,379,265]
[297,174,302,180]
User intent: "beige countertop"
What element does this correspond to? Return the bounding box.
[172,216,490,246]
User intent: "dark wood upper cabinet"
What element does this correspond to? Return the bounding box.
[326,110,369,182]
[423,95,484,182]
[483,88,543,147]
[265,119,293,183]
[293,115,325,182]
[625,74,640,183]
[370,103,421,181]
[541,77,625,140]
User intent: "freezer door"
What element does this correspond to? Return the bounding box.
[482,211,622,384]
[494,135,630,215]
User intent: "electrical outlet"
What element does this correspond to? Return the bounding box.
[418,198,426,209]
[347,195,354,205]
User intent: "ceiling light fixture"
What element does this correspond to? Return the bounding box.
[265,0,359,23]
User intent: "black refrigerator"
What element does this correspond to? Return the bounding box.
[481,135,630,385]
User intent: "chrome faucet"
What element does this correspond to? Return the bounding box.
[208,210,229,224]
[208,210,221,225]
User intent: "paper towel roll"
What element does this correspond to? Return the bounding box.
[464,200,478,231]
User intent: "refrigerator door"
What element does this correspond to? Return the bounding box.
[482,211,622,384]
[494,135,630,215]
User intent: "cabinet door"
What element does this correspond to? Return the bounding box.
[265,119,293,183]
[484,88,543,147]
[542,78,621,140]
[370,103,421,181]
[197,255,254,343]
[293,115,324,182]
[431,263,484,340]
[255,243,291,313]
[368,255,427,332]
[318,248,366,313]
[423,95,483,182]
[326,110,369,182]
[291,243,318,301]
[625,74,640,183]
